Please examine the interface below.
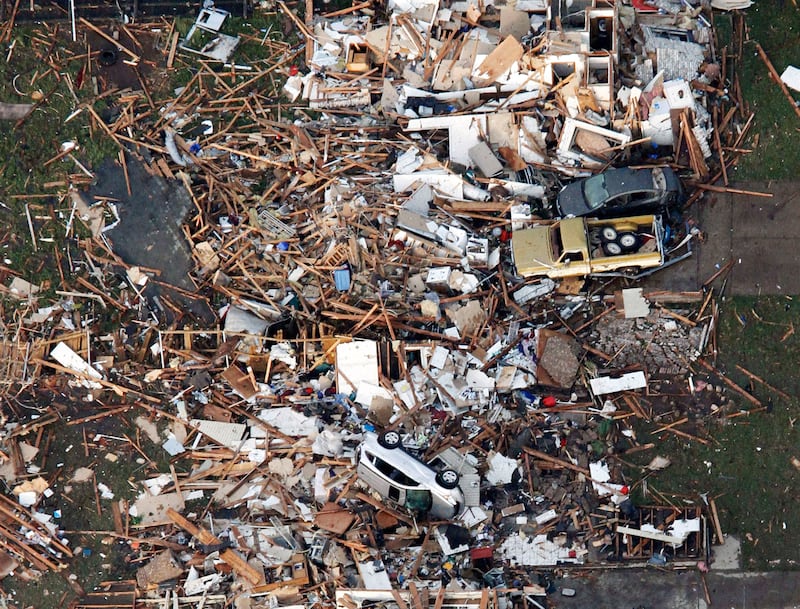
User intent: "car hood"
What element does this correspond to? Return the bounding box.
[512,226,557,276]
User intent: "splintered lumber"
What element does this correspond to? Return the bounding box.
[734,364,791,401]
[754,42,800,120]
[622,393,649,420]
[79,18,140,64]
[166,508,261,585]
[0,0,20,44]
[653,417,689,434]
[661,426,711,445]
[322,0,373,17]
[278,1,315,42]
[523,447,591,475]
[657,306,697,327]
[32,357,161,403]
[697,359,761,407]
[703,259,734,287]
[694,183,773,198]
[709,497,725,545]
[0,493,72,569]
[391,589,409,609]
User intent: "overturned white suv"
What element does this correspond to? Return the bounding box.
[356,431,465,520]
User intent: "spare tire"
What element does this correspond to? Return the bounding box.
[618,232,640,252]
[602,241,623,256]
[600,226,618,242]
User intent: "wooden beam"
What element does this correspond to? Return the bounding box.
[709,497,725,545]
[79,18,140,64]
[694,183,773,198]
[754,42,800,120]
[167,508,262,585]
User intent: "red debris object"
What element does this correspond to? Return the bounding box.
[542,396,557,408]
[470,547,493,560]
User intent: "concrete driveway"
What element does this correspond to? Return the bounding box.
[551,568,800,609]
[643,180,800,295]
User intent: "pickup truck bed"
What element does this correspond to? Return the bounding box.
[512,215,664,279]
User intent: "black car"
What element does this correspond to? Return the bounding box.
[556,166,685,218]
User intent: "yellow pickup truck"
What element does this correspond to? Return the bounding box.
[511,214,664,278]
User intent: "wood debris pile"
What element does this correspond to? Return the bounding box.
[0,0,778,607]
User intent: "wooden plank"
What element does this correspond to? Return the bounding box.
[167,508,262,584]
[220,548,262,585]
[409,582,424,609]
[166,507,217,544]
[111,500,124,535]
[433,588,445,609]
[709,497,725,545]
[755,42,800,120]
[391,589,409,609]
[473,36,523,86]
[694,183,773,198]
[734,364,791,401]
[697,359,762,407]
[166,29,180,69]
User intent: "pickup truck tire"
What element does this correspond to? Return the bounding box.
[618,232,640,251]
[378,431,402,449]
[600,226,618,242]
[602,241,623,256]
[436,469,460,489]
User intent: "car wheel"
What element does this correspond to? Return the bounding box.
[600,226,618,242]
[602,241,623,256]
[618,232,640,251]
[436,469,460,489]
[378,431,401,449]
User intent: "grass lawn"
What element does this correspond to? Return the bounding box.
[716,0,800,180]
[632,3,800,568]
[626,295,800,569]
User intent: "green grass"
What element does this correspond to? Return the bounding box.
[1,403,190,607]
[0,11,293,295]
[717,1,800,180]
[0,26,120,292]
[625,295,800,569]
